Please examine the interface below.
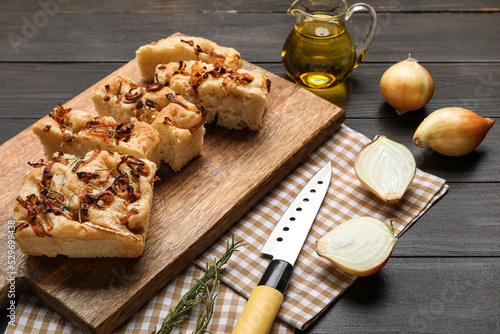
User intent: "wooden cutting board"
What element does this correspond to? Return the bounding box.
[0,59,345,333]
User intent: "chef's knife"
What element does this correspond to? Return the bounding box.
[232,161,332,334]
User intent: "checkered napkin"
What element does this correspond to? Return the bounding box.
[7,124,447,333]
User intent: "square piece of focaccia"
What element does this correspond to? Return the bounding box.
[152,94,206,172]
[92,75,174,124]
[155,61,271,131]
[93,75,206,171]
[136,33,243,82]
[13,150,157,258]
[33,104,161,167]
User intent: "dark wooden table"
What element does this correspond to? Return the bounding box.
[1,1,499,333]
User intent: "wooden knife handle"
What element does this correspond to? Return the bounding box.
[232,259,293,334]
[232,285,283,334]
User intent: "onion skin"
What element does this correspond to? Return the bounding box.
[413,107,495,157]
[380,56,434,115]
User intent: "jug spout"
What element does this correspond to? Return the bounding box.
[288,0,348,20]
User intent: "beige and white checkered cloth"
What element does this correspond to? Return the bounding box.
[7,125,448,334]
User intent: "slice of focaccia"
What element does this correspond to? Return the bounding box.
[33,104,161,166]
[92,75,175,124]
[152,94,206,172]
[155,60,271,131]
[13,150,157,258]
[93,75,207,171]
[136,33,243,82]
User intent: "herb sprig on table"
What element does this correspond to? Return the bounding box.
[155,236,246,334]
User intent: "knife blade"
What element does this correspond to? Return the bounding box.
[232,161,332,334]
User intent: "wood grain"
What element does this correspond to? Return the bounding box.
[2,62,498,183]
[303,257,500,333]
[1,12,500,63]
[3,61,499,134]
[1,0,498,14]
[3,62,500,120]
[0,59,345,333]
[1,1,499,333]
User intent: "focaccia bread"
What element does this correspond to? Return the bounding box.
[155,60,271,131]
[33,104,161,166]
[93,75,207,171]
[152,94,206,171]
[136,33,243,81]
[92,75,176,124]
[13,150,157,258]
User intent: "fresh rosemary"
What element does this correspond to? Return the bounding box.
[155,237,246,334]
[88,183,103,192]
[95,167,116,174]
[66,156,83,166]
[66,193,76,210]
[78,200,82,223]
[193,268,219,333]
[41,185,65,199]
[108,129,117,139]
[117,78,124,96]
[60,174,66,191]
[145,98,161,108]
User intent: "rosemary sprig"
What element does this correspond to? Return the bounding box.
[67,193,76,209]
[95,167,116,174]
[60,175,66,191]
[155,236,245,334]
[117,78,124,96]
[145,97,161,108]
[78,200,82,223]
[41,185,65,199]
[194,266,219,333]
[65,156,83,166]
[88,183,103,192]
[107,129,117,139]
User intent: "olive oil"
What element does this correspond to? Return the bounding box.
[282,13,356,89]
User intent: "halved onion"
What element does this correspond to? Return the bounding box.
[316,217,397,277]
[355,135,416,204]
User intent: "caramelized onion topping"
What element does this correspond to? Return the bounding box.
[190,105,207,133]
[121,207,139,225]
[14,221,29,232]
[16,152,150,236]
[146,82,162,92]
[15,193,59,237]
[145,98,163,111]
[49,103,73,130]
[82,119,134,144]
[124,87,144,104]
[28,159,47,168]
[114,121,134,143]
[181,39,195,47]
[206,51,226,61]
[135,100,144,109]
[72,150,101,172]
[166,93,188,109]
[116,155,150,178]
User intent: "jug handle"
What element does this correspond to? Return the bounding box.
[345,3,377,66]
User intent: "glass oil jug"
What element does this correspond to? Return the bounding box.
[282,0,377,89]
